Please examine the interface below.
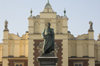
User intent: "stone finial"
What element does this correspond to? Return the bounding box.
[88,21,94,32]
[17,32,20,37]
[4,20,9,31]
[97,34,100,41]
[64,9,66,16]
[30,9,33,16]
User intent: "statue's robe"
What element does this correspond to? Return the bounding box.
[42,28,54,54]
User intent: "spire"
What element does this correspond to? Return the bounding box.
[4,20,9,31]
[45,0,52,9]
[48,0,49,3]
[97,34,100,41]
[30,8,33,16]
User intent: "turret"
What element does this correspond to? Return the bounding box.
[3,20,9,57]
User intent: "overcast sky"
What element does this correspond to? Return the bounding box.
[0,0,100,43]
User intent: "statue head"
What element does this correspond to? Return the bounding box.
[46,22,51,28]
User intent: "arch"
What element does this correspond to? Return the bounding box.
[34,22,39,33]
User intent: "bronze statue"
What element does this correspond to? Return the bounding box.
[42,22,54,54]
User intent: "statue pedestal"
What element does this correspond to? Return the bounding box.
[38,54,58,66]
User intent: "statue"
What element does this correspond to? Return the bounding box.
[42,22,54,54]
[4,20,8,31]
[89,21,93,30]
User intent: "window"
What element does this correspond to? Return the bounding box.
[14,62,24,66]
[74,61,83,66]
[79,64,82,66]
[20,64,22,66]
[75,64,78,66]
[16,64,18,66]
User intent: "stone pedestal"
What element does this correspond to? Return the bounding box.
[38,54,58,66]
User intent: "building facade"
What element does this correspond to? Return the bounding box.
[0,1,100,66]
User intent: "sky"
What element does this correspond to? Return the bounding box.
[0,0,100,43]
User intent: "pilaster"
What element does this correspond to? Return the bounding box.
[97,46,100,61]
[62,19,68,34]
[88,40,94,57]
[28,18,34,34]
[88,31,94,40]
[62,39,68,66]
[0,46,2,61]
[3,59,8,66]
[28,38,35,66]
[88,58,95,66]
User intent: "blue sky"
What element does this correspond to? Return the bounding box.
[0,0,100,43]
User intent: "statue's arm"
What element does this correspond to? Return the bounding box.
[51,29,54,38]
[42,29,46,39]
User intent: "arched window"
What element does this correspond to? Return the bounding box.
[34,22,39,33]
[20,64,22,66]
[79,64,82,66]
[16,64,18,66]
[75,64,78,66]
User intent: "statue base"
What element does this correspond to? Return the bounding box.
[38,54,58,66]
